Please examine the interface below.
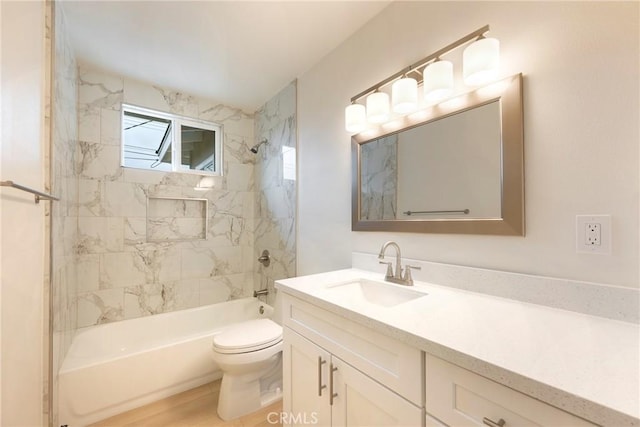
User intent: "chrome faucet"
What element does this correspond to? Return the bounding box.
[377,241,421,286]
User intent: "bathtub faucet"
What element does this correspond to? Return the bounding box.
[253,289,268,298]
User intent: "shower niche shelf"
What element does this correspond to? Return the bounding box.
[146,197,208,242]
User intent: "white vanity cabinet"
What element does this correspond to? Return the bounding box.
[281,293,423,427]
[424,354,598,427]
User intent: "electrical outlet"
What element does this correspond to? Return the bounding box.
[576,215,611,254]
[585,223,601,245]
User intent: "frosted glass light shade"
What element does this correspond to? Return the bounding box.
[344,103,366,133]
[423,60,454,102]
[366,92,390,123]
[463,37,500,86]
[392,77,418,114]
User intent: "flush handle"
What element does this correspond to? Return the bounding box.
[317,357,327,396]
[483,417,506,427]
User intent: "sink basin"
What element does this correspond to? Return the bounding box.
[321,278,427,308]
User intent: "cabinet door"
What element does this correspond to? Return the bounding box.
[283,327,332,427]
[425,354,597,427]
[331,356,422,427]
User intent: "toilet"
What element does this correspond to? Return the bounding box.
[212,318,283,420]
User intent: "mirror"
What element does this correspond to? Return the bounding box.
[352,74,524,235]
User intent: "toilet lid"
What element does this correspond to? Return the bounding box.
[213,319,282,353]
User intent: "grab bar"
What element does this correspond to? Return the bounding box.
[0,180,59,203]
[403,209,469,216]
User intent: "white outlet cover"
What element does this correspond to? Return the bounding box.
[576,215,611,254]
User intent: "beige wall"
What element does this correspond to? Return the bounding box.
[298,2,639,287]
[0,1,47,424]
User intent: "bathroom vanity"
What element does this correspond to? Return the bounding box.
[276,268,640,427]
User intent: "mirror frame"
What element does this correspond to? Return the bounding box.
[351,73,524,235]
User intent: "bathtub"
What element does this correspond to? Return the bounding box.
[58,297,274,427]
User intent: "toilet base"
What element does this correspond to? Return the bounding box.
[216,352,283,421]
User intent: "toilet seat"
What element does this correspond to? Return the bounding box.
[213,319,282,354]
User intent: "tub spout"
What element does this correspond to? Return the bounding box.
[253,289,268,297]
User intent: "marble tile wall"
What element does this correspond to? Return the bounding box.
[51,3,78,425]
[253,82,297,305]
[75,65,257,327]
[360,135,397,220]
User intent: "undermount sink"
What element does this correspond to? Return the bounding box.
[321,278,427,308]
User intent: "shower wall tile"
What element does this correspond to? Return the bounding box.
[224,134,256,165]
[198,101,254,139]
[226,163,255,191]
[78,107,100,144]
[77,217,124,254]
[77,141,123,181]
[207,216,249,247]
[123,280,199,319]
[77,288,125,328]
[253,81,297,306]
[100,252,147,288]
[78,178,106,216]
[78,67,123,111]
[103,181,147,217]
[123,77,199,118]
[76,254,100,294]
[199,273,248,305]
[124,217,147,247]
[100,108,121,146]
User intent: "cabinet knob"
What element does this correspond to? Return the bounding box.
[483,417,506,427]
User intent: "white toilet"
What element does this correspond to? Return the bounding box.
[212,318,283,420]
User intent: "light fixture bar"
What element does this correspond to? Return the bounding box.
[350,25,490,103]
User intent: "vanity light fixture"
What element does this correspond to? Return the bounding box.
[392,76,418,113]
[344,25,499,133]
[366,91,391,124]
[463,35,500,86]
[423,59,454,103]
[345,102,367,133]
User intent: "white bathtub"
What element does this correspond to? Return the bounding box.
[58,297,274,426]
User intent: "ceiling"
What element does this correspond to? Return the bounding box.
[60,1,391,111]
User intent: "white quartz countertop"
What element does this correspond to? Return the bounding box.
[275,268,640,426]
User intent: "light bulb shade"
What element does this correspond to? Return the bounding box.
[344,103,366,133]
[463,37,500,86]
[423,60,454,102]
[366,92,390,123]
[392,77,418,114]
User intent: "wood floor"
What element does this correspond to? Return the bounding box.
[89,380,282,427]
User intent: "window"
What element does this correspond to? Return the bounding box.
[121,104,223,175]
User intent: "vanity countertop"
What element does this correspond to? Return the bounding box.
[276,268,640,426]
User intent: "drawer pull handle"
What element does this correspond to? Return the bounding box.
[483,417,506,427]
[317,357,327,396]
[329,363,338,405]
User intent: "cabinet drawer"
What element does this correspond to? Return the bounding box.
[282,293,422,406]
[425,354,597,427]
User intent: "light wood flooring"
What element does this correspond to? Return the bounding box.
[89,380,282,427]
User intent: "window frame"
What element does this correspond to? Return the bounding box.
[121,103,224,176]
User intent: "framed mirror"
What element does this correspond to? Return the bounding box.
[352,73,524,235]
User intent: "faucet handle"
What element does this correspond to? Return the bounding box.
[379,261,394,279]
[402,265,421,284]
